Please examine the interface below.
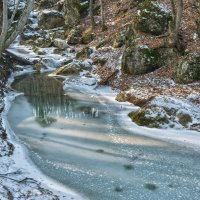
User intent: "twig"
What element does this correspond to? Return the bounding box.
[0,175,37,184]
[3,186,14,200]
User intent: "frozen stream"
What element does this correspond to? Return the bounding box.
[7,73,200,200]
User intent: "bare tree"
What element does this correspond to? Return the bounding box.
[100,0,106,31]
[0,0,35,56]
[169,0,183,50]
[64,0,80,32]
[89,0,95,30]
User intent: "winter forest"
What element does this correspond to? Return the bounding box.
[0,0,200,199]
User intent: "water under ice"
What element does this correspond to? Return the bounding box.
[7,73,200,200]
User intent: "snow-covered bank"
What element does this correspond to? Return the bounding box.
[0,70,87,199]
[100,90,200,151]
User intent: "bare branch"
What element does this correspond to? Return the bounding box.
[5,0,35,50]
[8,0,21,29]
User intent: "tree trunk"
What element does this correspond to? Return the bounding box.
[89,0,95,30]
[0,0,8,56]
[5,0,35,49]
[169,0,184,52]
[100,0,106,31]
[0,0,35,57]
[174,0,183,44]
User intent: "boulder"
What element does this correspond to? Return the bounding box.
[80,77,96,86]
[76,47,93,60]
[52,62,81,75]
[67,26,82,44]
[33,63,47,72]
[21,31,40,40]
[35,37,52,48]
[39,10,64,29]
[135,0,171,35]
[49,29,66,40]
[53,38,69,49]
[82,29,94,44]
[128,96,200,130]
[174,53,200,83]
[38,0,63,11]
[122,44,175,75]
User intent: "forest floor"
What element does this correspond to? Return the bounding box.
[79,0,200,98]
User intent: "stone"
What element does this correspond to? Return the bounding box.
[41,58,61,68]
[52,62,81,75]
[21,31,40,40]
[113,29,127,48]
[128,96,199,130]
[76,47,93,60]
[38,0,55,9]
[49,29,66,40]
[35,37,52,48]
[81,29,94,44]
[135,0,171,35]
[67,26,82,44]
[80,77,96,86]
[39,10,65,29]
[53,38,69,49]
[174,53,200,83]
[122,44,175,75]
[177,112,192,128]
[33,63,47,72]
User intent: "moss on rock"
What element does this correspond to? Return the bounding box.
[39,11,65,30]
[177,112,192,128]
[122,44,175,75]
[135,0,171,35]
[82,28,94,44]
[76,47,93,60]
[174,53,200,83]
[129,109,157,128]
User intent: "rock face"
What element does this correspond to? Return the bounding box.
[39,10,64,29]
[174,53,200,83]
[67,26,82,44]
[120,1,174,75]
[129,96,200,131]
[122,44,175,75]
[135,0,171,35]
[64,0,80,31]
